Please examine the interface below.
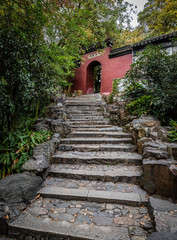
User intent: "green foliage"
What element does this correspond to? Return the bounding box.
[108,78,121,103]
[169,120,177,142]
[0,129,52,179]
[126,95,153,117]
[108,92,114,104]
[123,82,148,100]
[0,0,133,178]
[112,78,121,94]
[0,0,132,134]
[113,27,147,48]
[138,0,177,35]
[124,45,177,123]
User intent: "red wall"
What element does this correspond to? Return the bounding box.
[72,47,132,95]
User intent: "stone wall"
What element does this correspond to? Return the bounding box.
[102,98,177,199]
[102,98,134,126]
[124,116,177,199]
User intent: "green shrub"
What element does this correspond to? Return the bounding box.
[126,95,153,117]
[0,129,52,179]
[112,78,121,94]
[123,82,148,100]
[169,119,177,142]
[108,78,122,103]
[108,92,114,104]
[124,45,177,123]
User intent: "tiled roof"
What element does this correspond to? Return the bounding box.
[109,32,177,58]
[132,32,177,48]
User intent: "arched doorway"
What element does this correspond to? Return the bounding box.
[86,61,102,94]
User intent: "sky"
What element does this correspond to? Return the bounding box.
[127,0,148,27]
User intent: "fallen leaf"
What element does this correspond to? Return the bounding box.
[35,194,40,199]
[4,215,9,220]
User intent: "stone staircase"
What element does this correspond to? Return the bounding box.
[9,94,154,240]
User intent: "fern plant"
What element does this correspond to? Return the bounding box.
[169,119,177,142]
[0,129,52,179]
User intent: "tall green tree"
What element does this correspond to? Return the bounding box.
[124,45,177,123]
[138,0,177,35]
[0,0,132,134]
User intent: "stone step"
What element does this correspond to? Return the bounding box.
[52,151,142,165]
[61,137,133,145]
[65,100,102,103]
[68,109,103,113]
[69,121,110,125]
[38,186,147,207]
[68,99,101,102]
[70,126,123,132]
[58,143,136,152]
[65,102,101,106]
[69,119,109,123]
[70,115,104,120]
[71,125,113,129]
[70,131,132,139]
[67,94,102,100]
[69,112,103,116]
[49,164,142,183]
[66,106,101,111]
[9,198,152,240]
[69,93,102,98]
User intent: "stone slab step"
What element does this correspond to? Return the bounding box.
[69,112,103,116]
[65,102,102,106]
[66,106,101,111]
[69,119,109,122]
[68,109,102,113]
[44,177,147,199]
[70,126,123,132]
[49,164,142,183]
[38,186,147,207]
[69,121,109,126]
[58,143,136,152]
[69,93,102,98]
[70,116,104,120]
[65,102,101,106]
[9,198,152,240]
[66,96,102,101]
[61,137,133,145]
[9,214,130,240]
[71,125,113,129]
[52,151,142,165]
[70,132,132,139]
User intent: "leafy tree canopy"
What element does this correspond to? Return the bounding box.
[113,27,147,48]
[0,0,132,133]
[124,45,177,123]
[138,0,177,35]
[0,0,133,178]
